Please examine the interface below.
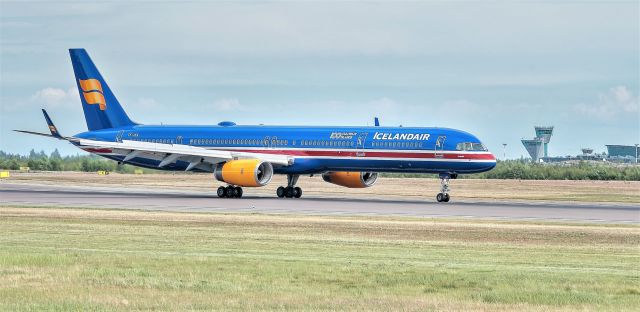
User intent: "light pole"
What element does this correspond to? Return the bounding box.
[502,143,507,160]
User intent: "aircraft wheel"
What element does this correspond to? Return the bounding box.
[235,187,243,198]
[294,187,302,198]
[217,186,226,198]
[443,194,450,202]
[226,185,236,198]
[436,193,444,202]
[285,186,294,198]
[276,186,285,198]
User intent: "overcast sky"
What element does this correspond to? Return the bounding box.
[1,1,638,158]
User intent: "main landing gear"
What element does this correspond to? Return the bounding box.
[276,174,302,199]
[217,185,243,198]
[436,173,457,203]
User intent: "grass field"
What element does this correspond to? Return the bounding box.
[5,171,640,203]
[1,207,638,311]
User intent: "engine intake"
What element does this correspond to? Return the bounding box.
[214,159,273,187]
[322,172,378,188]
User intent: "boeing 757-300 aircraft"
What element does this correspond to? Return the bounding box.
[16,49,496,202]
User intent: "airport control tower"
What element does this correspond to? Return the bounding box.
[521,126,554,161]
[521,138,544,162]
[534,126,554,157]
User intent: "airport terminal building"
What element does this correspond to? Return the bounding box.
[521,126,638,163]
[606,145,640,162]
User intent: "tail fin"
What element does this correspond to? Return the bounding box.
[69,49,137,131]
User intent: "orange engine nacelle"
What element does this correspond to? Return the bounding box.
[214,159,273,187]
[321,172,378,188]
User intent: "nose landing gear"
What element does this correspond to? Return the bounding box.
[277,174,302,198]
[217,185,243,198]
[436,174,454,203]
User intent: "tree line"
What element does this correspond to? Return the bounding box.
[0,150,158,174]
[1,150,639,180]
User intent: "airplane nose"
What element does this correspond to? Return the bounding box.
[487,153,498,170]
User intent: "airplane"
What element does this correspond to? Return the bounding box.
[15,49,496,202]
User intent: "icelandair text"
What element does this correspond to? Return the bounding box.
[373,132,430,141]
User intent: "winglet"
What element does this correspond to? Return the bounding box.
[374,117,380,127]
[42,109,63,138]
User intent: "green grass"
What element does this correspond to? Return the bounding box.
[0,207,638,311]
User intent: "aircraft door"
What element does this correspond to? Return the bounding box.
[116,130,124,143]
[176,136,183,145]
[435,135,446,158]
[356,132,368,157]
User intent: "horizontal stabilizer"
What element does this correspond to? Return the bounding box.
[13,110,68,140]
[13,130,59,138]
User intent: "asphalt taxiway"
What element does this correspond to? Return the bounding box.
[1,183,638,223]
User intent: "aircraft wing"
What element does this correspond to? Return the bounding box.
[77,139,294,171]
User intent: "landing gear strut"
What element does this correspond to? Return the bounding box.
[217,185,243,198]
[277,174,302,199]
[436,174,451,203]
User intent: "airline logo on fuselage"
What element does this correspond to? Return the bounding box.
[79,79,106,111]
[330,132,357,139]
[373,132,430,141]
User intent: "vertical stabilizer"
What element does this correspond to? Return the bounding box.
[69,49,136,130]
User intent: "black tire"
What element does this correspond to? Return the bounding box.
[294,187,302,198]
[276,186,285,198]
[285,186,294,198]
[217,186,226,198]
[235,187,243,198]
[443,194,450,202]
[436,193,443,202]
[226,186,236,198]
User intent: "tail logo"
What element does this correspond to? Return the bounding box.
[79,79,106,110]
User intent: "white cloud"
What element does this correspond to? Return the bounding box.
[30,87,78,107]
[210,98,246,111]
[574,86,639,120]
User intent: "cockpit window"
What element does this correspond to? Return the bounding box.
[472,143,487,151]
[456,142,488,151]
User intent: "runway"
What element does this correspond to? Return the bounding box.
[1,183,638,223]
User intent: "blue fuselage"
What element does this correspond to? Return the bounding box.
[74,124,496,175]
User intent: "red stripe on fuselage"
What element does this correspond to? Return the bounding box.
[225,149,496,160]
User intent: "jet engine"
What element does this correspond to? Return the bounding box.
[214,159,273,187]
[321,171,378,188]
